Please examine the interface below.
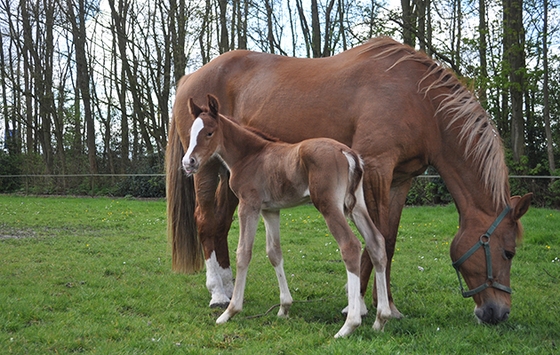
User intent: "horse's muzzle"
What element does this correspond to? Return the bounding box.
[475,302,510,324]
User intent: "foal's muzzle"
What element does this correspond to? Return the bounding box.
[183,156,199,176]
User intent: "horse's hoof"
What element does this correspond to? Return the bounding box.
[390,306,404,319]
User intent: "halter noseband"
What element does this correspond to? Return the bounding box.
[452,206,512,298]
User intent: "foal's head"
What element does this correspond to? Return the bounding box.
[182,95,222,176]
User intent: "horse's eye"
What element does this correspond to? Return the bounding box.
[503,250,515,260]
[207,132,213,137]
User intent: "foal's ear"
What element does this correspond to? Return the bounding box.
[188,97,202,118]
[207,94,220,117]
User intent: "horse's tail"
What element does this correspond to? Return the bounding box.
[166,108,205,274]
[342,149,364,215]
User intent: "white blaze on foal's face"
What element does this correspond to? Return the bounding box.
[182,117,204,173]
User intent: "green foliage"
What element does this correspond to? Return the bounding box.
[406,168,452,206]
[0,196,557,354]
[0,151,21,192]
[115,154,166,198]
[506,151,560,208]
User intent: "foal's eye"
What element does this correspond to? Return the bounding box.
[503,250,515,260]
[207,132,213,137]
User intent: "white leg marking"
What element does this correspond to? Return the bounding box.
[205,251,231,308]
[274,259,293,318]
[182,117,204,166]
[341,293,368,316]
[348,187,392,330]
[373,268,392,331]
[217,205,260,324]
[335,272,362,338]
[261,210,293,318]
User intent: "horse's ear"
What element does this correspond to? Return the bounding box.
[188,98,202,118]
[207,94,220,117]
[510,193,532,220]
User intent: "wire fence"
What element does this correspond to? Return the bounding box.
[0,173,558,207]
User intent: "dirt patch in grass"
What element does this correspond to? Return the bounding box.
[0,225,36,240]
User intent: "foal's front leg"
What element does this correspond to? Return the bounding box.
[262,210,293,318]
[216,203,260,324]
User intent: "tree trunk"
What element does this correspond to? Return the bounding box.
[478,0,489,107]
[542,0,556,173]
[401,0,415,46]
[265,0,275,53]
[237,0,248,50]
[503,0,525,162]
[68,0,98,174]
[311,0,321,57]
[296,0,311,58]
[322,0,336,56]
[218,0,229,53]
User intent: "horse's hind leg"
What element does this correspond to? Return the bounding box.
[350,187,391,331]
[262,210,293,317]
[196,160,238,308]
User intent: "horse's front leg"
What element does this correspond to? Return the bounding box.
[359,175,412,319]
[261,209,293,318]
[195,160,238,308]
[216,202,260,324]
[350,187,391,331]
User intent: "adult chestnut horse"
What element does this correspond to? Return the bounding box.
[166,37,532,324]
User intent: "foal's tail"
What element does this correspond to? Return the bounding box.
[166,110,205,274]
[342,149,364,215]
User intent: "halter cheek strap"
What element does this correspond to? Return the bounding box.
[452,206,513,298]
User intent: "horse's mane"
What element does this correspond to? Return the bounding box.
[362,37,510,209]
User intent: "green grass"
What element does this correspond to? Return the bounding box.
[0,195,558,354]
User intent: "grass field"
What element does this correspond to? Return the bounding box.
[0,195,558,354]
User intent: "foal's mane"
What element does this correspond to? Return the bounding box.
[224,114,280,142]
[361,37,509,208]
[201,104,280,143]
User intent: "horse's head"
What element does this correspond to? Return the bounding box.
[182,94,221,176]
[450,193,532,324]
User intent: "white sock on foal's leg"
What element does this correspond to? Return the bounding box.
[335,271,362,338]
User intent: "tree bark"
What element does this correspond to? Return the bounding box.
[311,0,321,57]
[542,0,556,173]
[478,0,489,107]
[503,0,525,162]
[68,0,97,174]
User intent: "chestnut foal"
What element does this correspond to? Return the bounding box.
[182,95,391,338]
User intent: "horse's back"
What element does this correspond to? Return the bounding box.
[175,38,439,172]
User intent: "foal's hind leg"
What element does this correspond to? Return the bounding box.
[262,210,293,318]
[350,190,392,331]
[319,206,363,338]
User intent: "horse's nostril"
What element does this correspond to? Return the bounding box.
[476,303,509,324]
[501,311,510,321]
[190,157,196,165]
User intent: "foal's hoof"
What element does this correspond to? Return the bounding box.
[210,301,230,309]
